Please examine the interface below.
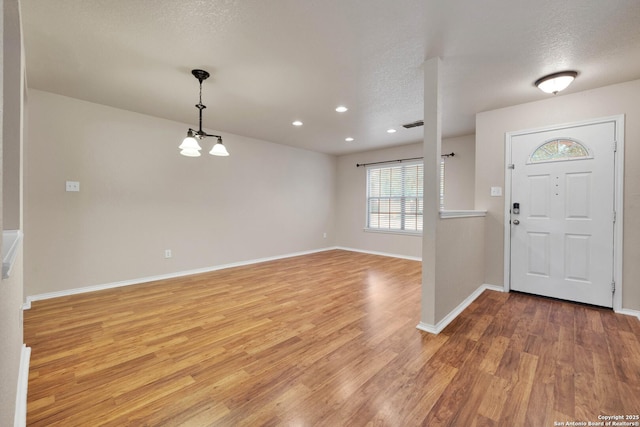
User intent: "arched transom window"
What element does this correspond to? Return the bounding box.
[528,138,591,163]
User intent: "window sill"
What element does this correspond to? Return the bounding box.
[3,230,23,279]
[440,210,487,219]
[363,228,422,237]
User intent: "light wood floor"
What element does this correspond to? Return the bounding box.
[24,250,640,426]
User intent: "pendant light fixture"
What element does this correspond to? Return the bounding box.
[179,69,229,157]
[535,71,578,94]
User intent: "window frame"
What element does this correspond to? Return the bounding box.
[440,159,445,211]
[364,161,424,236]
[527,138,593,164]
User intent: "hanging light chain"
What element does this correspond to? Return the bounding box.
[195,77,207,135]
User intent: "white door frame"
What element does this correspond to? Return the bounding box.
[503,115,625,312]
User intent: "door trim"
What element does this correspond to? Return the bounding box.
[503,115,624,312]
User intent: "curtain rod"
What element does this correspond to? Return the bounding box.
[356,152,454,168]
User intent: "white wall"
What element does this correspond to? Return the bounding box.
[476,79,640,311]
[24,90,337,296]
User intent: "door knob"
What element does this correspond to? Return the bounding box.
[513,219,520,225]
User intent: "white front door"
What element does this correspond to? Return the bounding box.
[508,120,617,307]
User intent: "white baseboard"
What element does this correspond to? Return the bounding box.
[14,344,31,427]
[616,308,640,321]
[416,284,504,335]
[23,246,422,307]
[416,321,439,334]
[482,284,506,293]
[335,246,422,262]
[24,246,420,306]
[24,247,339,306]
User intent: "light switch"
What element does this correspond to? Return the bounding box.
[66,181,80,192]
[490,186,502,197]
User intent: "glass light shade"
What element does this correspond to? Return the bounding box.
[180,148,202,157]
[536,72,577,94]
[179,136,202,151]
[209,142,230,156]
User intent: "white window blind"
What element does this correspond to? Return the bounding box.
[366,162,423,233]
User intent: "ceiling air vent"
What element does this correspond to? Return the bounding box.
[402,120,424,129]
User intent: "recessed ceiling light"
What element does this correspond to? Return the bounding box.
[387,128,396,133]
[292,120,303,126]
[335,106,348,113]
[345,137,354,142]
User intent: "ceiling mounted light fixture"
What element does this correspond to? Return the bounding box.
[535,70,578,94]
[179,69,229,157]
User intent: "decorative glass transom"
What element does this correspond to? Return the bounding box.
[528,139,591,163]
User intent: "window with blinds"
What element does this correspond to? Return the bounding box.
[366,162,424,233]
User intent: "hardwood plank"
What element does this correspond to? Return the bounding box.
[575,367,599,421]
[23,250,640,426]
[605,328,640,384]
[556,325,576,369]
[496,351,538,426]
[478,336,510,374]
[302,348,400,427]
[363,351,454,426]
[524,381,555,427]
[477,375,509,422]
[402,361,458,425]
[430,333,478,369]
[420,363,480,426]
[446,370,494,426]
[553,365,575,417]
[464,314,494,341]
[592,344,626,414]
[470,414,498,427]
[168,400,231,427]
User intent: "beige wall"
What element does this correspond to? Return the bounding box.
[421,57,442,326]
[0,246,24,425]
[2,0,21,230]
[335,142,423,258]
[0,0,25,425]
[476,79,640,311]
[435,216,485,321]
[334,135,476,258]
[442,134,475,210]
[25,90,337,296]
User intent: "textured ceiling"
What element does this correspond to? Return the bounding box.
[20,0,640,155]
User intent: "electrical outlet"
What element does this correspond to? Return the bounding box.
[323,232,327,239]
[66,181,80,192]
[164,249,172,259]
